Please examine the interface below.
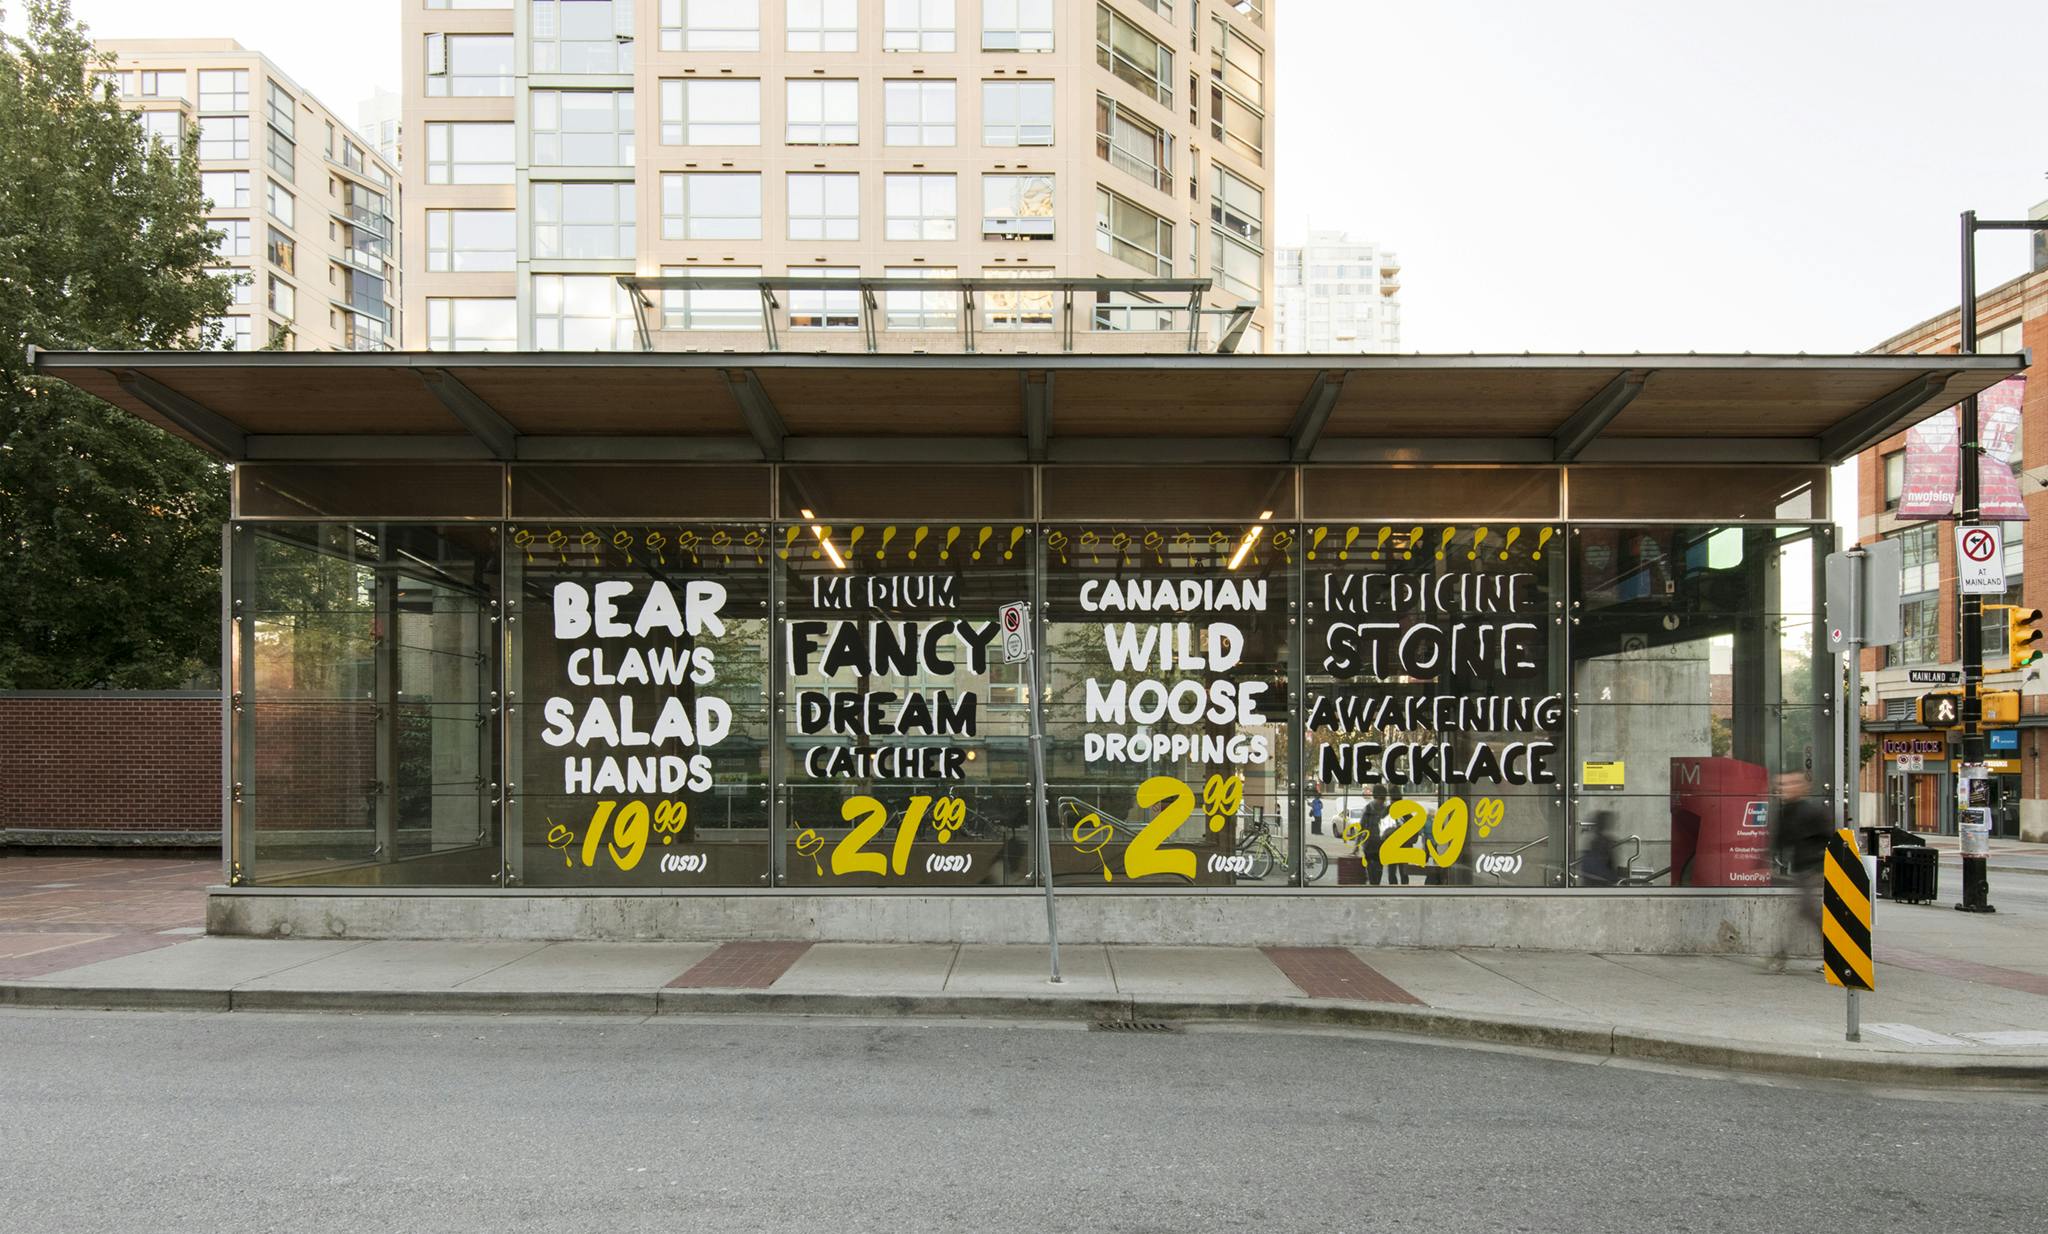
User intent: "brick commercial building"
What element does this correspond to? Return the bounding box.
[1857,265,2048,840]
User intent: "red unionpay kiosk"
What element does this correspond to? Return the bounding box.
[1669,757,1772,886]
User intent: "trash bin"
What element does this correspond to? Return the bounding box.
[1859,826,1929,902]
[1889,842,1939,905]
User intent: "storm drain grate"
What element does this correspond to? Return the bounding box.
[1090,1018,1183,1034]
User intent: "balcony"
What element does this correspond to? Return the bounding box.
[616,275,1258,355]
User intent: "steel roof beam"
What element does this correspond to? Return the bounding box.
[114,370,246,459]
[418,368,519,460]
[1818,371,1954,463]
[1552,369,1649,462]
[1287,371,1346,463]
[724,369,788,460]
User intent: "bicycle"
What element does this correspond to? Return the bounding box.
[1237,815,1329,884]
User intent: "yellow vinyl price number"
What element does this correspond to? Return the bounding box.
[1340,796,1503,868]
[543,799,691,872]
[1070,773,1242,883]
[794,794,971,879]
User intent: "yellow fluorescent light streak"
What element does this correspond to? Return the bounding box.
[800,511,845,569]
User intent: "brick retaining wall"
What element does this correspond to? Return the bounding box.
[0,692,220,845]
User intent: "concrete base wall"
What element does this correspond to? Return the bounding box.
[208,889,1819,958]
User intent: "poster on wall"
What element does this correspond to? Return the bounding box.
[514,524,771,886]
[1043,524,1294,885]
[780,519,1032,886]
[1302,524,1565,887]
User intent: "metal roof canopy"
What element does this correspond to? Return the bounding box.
[28,348,2027,467]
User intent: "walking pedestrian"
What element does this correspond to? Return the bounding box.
[1767,770,1830,973]
[1309,787,1325,837]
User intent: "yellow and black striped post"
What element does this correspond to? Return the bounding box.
[1823,828,1874,1040]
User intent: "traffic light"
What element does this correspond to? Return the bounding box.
[2004,606,2044,673]
[1919,692,1961,727]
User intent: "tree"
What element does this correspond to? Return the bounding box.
[0,0,237,687]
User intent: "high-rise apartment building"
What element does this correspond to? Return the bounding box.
[97,40,403,352]
[359,87,405,170]
[400,0,1274,352]
[1274,229,1400,354]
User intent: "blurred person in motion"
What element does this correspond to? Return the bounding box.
[1767,769,1830,973]
[1580,809,1620,887]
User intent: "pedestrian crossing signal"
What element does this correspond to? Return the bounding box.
[1823,829,1874,992]
[1917,692,1960,726]
[1998,605,2044,673]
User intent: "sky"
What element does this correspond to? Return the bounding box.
[8,0,2047,354]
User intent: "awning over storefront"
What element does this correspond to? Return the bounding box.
[29,348,2025,467]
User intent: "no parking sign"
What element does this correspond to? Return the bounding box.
[999,601,1032,663]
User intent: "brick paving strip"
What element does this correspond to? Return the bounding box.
[0,856,213,978]
[667,941,814,990]
[1262,946,1424,1004]
[1881,945,2048,998]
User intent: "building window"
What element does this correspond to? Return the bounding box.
[201,171,250,208]
[532,0,636,73]
[427,298,518,350]
[1097,5,1172,106]
[787,0,857,50]
[425,33,516,96]
[197,116,250,161]
[884,79,956,146]
[1096,95,1170,191]
[661,172,763,239]
[1890,523,1940,665]
[660,79,761,145]
[982,173,1054,239]
[660,0,760,50]
[786,79,859,144]
[982,80,1053,146]
[982,265,1052,330]
[428,209,518,272]
[982,0,1052,51]
[1132,0,1172,16]
[430,0,516,6]
[266,180,295,229]
[210,316,254,350]
[1897,596,1938,666]
[1209,15,1263,106]
[1229,0,1263,25]
[265,126,296,183]
[426,122,516,184]
[268,275,295,321]
[789,266,860,329]
[210,218,252,258]
[788,172,859,240]
[266,226,295,275]
[1979,318,2024,355]
[137,69,186,100]
[197,69,248,112]
[210,268,254,306]
[532,274,638,350]
[1883,450,1904,510]
[661,264,764,330]
[532,182,637,258]
[265,80,295,138]
[138,110,182,147]
[532,90,636,165]
[884,0,954,51]
[883,265,958,329]
[884,173,956,240]
[1096,186,1171,275]
[1209,164,1261,297]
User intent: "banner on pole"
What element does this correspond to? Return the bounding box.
[1893,377,2029,521]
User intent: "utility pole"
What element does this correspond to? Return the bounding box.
[1955,210,2048,912]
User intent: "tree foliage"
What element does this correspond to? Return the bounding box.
[0,0,237,687]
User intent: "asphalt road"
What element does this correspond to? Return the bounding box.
[3,1012,2044,1234]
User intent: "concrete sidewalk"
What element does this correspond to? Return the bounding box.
[6,854,2048,1088]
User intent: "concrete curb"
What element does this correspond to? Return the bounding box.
[6,979,2047,1089]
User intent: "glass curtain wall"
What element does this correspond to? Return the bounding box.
[228,462,1831,891]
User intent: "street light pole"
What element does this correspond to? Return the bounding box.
[1954,210,2048,912]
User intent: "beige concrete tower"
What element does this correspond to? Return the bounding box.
[98,39,402,352]
[400,0,1273,352]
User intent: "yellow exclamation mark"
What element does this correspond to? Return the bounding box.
[1468,527,1488,561]
[908,526,929,560]
[1374,526,1392,560]
[1533,527,1555,560]
[1403,527,1422,560]
[846,527,866,560]
[972,526,994,560]
[1500,527,1521,561]
[1437,527,1457,560]
[1005,526,1026,560]
[878,526,898,560]
[1308,526,1329,560]
[1339,527,1361,560]
[941,527,961,560]
[780,526,802,560]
